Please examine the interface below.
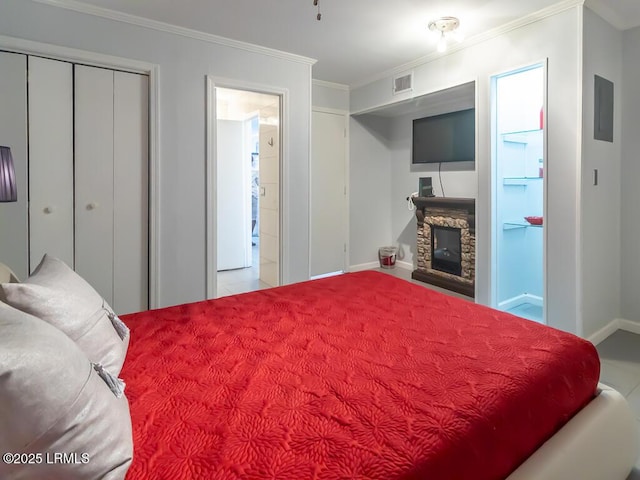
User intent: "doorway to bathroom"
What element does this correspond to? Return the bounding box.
[213,87,281,298]
[491,62,546,324]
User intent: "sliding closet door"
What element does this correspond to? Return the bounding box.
[113,71,148,314]
[0,52,28,279]
[75,65,148,313]
[28,56,74,271]
[75,65,115,304]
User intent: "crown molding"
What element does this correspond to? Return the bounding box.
[312,79,350,91]
[30,0,317,66]
[351,0,584,89]
[0,33,155,73]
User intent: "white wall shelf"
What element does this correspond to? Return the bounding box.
[503,221,543,230]
[501,128,542,144]
[503,177,543,186]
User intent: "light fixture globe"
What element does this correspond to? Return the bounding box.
[428,16,462,53]
[428,16,460,34]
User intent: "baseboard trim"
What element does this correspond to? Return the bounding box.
[310,271,344,280]
[349,260,413,273]
[348,262,379,272]
[587,319,620,345]
[618,318,640,335]
[396,260,413,271]
[498,293,543,311]
[587,318,640,345]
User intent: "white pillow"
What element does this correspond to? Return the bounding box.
[0,301,132,479]
[0,254,129,375]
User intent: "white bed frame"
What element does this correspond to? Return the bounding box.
[507,383,638,480]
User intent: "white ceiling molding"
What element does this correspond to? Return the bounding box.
[312,79,350,91]
[350,0,584,89]
[585,0,635,30]
[0,33,154,73]
[30,0,317,66]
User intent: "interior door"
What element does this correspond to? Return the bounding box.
[310,110,347,277]
[28,56,74,271]
[217,119,249,271]
[75,65,115,304]
[113,70,149,314]
[75,65,149,313]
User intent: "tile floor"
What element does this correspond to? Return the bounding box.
[506,302,544,323]
[597,330,640,478]
[217,241,271,298]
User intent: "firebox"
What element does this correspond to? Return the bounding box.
[431,225,462,276]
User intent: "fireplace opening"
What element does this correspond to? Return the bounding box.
[431,225,462,276]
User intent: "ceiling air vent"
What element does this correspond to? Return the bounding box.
[393,72,413,95]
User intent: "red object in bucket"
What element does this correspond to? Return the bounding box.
[382,256,395,266]
[379,247,397,268]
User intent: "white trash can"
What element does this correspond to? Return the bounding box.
[378,246,397,269]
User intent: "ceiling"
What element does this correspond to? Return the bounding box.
[58,0,640,86]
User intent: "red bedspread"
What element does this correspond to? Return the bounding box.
[121,271,599,480]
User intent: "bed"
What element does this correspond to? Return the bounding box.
[118,271,638,480]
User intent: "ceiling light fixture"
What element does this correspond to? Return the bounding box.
[428,16,463,53]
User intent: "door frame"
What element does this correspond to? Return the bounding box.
[206,76,287,299]
[489,59,548,321]
[0,34,160,308]
[310,106,349,277]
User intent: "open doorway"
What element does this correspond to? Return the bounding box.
[214,87,281,297]
[491,63,546,324]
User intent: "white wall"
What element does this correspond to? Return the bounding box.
[348,114,393,267]
[581,7,623,337]
[0,0,313,308]
[350,7,582,334]
[621,26,640,323]
[312,80,349,110]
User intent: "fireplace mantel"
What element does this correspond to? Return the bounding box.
[412,197,475,233]
[412,196,475,211]
[411,196,475,298]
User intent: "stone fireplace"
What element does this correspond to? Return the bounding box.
[411,197,475,297]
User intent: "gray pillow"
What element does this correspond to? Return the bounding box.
[0,254,129,375]
[0,301,132,480]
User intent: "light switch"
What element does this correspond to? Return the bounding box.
[260,186,266,196]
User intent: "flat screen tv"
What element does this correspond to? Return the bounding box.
[412,108,475,164]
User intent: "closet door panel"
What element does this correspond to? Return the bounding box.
[0,52,28,279]
[75,65,114,303]
[28,56,74,271]
[113,71,149,314]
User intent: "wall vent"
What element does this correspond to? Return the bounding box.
[393,72,413,95]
